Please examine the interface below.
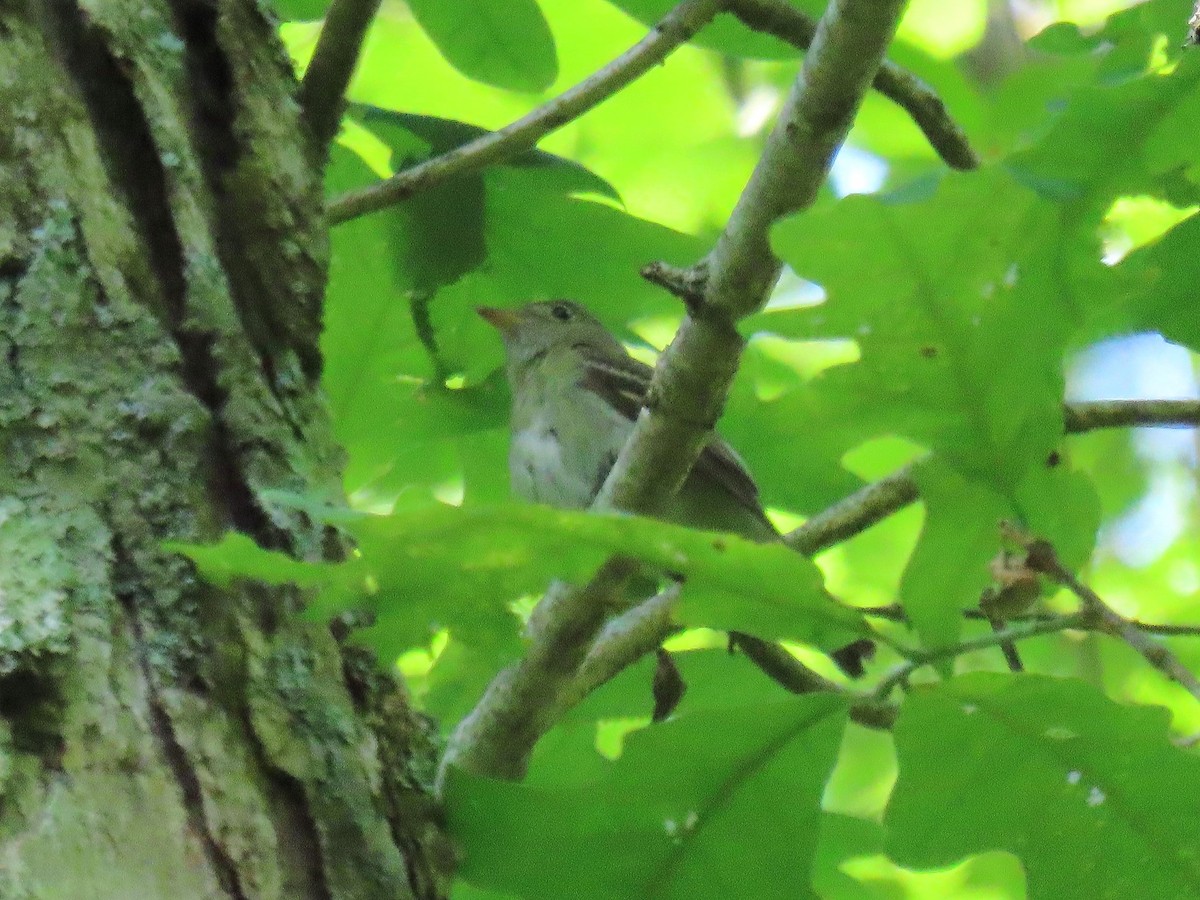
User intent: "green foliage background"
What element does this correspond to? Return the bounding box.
[220,0,1200,895]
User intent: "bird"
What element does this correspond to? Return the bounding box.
[477,299,780,543]
[479,300,874,713]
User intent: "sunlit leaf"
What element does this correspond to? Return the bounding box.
[343,503,869,652]
[407,0,558,92]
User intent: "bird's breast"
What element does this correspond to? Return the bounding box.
[509,394,629,509]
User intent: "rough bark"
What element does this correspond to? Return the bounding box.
[0,1,448,897]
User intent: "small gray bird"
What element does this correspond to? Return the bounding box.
[477,299,779,543]
[480,300,873,696]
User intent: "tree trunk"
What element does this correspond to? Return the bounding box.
[0,1,449,897]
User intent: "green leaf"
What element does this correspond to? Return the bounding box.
[1009,49,1200,233]
[899,460,1011,652]
[1029,0,1193,74]
[770,169,1074,493]
[166,532,348,590]
[1113,211,1200,354]
[886,673,1200,899]
[345,503,869,653]
[447,695,849,899]
[407,0,558,92]
[1012,464,1101,573]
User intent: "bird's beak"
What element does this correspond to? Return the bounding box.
[477,306,520,335]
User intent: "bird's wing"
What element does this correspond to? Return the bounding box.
[576,345,767,517]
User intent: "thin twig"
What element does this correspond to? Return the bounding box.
[860,603,1200,637]
[640,260,709,305]
[729,0,978,170]
[730,632,895,728]
[873,611,1090,700]
[328,0,728,224]
[785,398,1200,556]
[299,0,383,158]
[1007,528,1200,705]
[988,614,1025,672]
[1006,526,1200,703]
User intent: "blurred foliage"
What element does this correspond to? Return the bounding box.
[207,0,1200,896]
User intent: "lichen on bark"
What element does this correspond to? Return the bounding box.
[0,2,448,897]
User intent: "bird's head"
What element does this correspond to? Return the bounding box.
[477,300,625,371]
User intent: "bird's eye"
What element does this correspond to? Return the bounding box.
[550,303,573,321]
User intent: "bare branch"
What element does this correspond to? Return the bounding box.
[729,0,978,170]
[597,0,908,519]
[786,465,919,556]
[299,0,383,157]
[785,398,1200,556]
[1064,398,1200,432]
[327,0,727,224]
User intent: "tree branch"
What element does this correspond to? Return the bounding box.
[438,557,639,784]
[566,591,897,730]
[564,0,908,749]
[1064,398,1200,432]
[787,465,919,556]
[597,0,908,519]
[299,0,383,158]
[327,0,727,224]
[785,398,1200,556]
[441,0,904,785]
[564,584,682,708]
[729,0,978,170]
